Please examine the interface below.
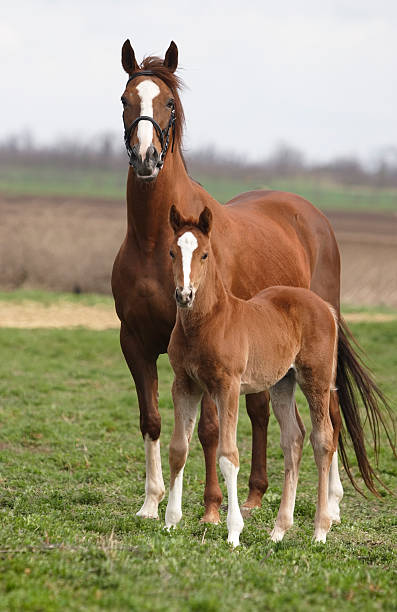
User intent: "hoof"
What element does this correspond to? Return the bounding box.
[242,492,263,510]
[227,533,240,548]
[136,509,159,519]
[313,530,327,543]
[240,505,258,519]
[328,501,341,524]
[200,508,220,525]
[270,526,285,543]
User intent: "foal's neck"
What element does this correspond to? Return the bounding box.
[126,149,193,248]
[178,257,229,332]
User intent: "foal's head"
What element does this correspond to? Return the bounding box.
[169,205,213,308]
[121,40,184,181]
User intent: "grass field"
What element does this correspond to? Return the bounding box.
[1,162,397,211]
[0,293,396,610]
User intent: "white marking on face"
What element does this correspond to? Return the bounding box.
[136,80,160,160]
[177,231,198,292]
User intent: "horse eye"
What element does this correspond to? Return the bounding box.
[166,98,175,108]
[201,253,208,260]
[121,97,127,107]
[169,250,175,259]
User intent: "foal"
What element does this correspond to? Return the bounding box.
[165,205,342,547]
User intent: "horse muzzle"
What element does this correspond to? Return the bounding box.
[129,144,160,181]
[175,286,194,308]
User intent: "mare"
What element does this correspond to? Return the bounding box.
[111,39,392,522]
[165,205,340,546]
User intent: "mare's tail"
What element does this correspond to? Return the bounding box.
[336,316,396,496]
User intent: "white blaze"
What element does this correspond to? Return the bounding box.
[177,231,198,290]
[136,80,160,159]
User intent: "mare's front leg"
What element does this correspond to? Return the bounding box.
[165,375,202,529]
[217,380,244,547]
[269,370,305,542]
[243,391,270,510]
[120,324,164,519]
[198,395,223,524]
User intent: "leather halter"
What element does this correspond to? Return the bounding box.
[123,70,176,169]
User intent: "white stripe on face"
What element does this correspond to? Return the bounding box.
[136,80,160,160]
[177,231,198,290]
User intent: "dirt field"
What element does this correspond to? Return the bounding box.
[2,193,397,306]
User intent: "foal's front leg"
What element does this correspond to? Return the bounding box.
[217,381,244,547]
[165,376,202,529]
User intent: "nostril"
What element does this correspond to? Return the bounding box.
[188,289,193,300]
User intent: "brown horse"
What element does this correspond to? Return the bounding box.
[166,206,340,546]
[111,39,391,522]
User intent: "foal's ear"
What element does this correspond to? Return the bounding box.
[122,39,139,75]
[169,204,183,233]
[198,207,213,235]
[163,41,178,73]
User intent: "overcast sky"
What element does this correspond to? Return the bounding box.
[1,0,396,163]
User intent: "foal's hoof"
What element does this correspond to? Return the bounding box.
[200,508,220,525]
[270,526,286,543]
[136,509,159,519]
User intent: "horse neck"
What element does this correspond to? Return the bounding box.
[126,148,192,249]
[178,254,229,333]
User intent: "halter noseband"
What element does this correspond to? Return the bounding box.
[123,70,176,169]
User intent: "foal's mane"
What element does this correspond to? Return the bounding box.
[138,56,185,148]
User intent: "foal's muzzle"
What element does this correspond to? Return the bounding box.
[175,286,194,308]
[129,144,160,181]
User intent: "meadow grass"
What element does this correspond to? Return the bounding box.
[0,316,396,610]
[1,162,397,211]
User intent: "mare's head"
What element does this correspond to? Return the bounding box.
[169,205,213,308]
[121,40,184,181]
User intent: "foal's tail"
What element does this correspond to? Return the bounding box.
[336,316,396,496]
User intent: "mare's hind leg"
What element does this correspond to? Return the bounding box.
[269,370,305,542]
[328,390,343,523]
[242,392,270,510]
[198,395,223,524]
[120,324,164,519]
[165,375,202,529]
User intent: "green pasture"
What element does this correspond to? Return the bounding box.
[1,162,397,211]
[0,293,396,610]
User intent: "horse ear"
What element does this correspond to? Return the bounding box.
[163,41,178,73]
[122,39,139,75]
[198,207,213,235]
[169,204,183,233]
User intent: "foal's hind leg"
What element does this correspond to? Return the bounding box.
[269,370,305,542]
[303,389,335,543]
[242,392,270,511]
[165,375,202,529]
[328,390,343,523]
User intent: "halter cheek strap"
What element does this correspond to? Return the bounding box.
[123,71,176,168]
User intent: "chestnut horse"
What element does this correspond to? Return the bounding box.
[112,39,391,522]
[166,206,340,546]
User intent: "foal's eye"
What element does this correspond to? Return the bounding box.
[201,253,208,260]
[169,250,175,259]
